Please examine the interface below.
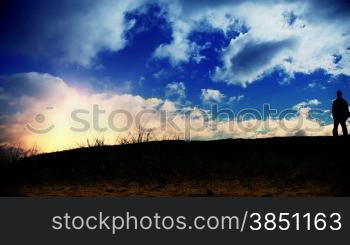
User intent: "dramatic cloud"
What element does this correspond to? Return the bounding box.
[0,72,164,151]
[154,0,350,86]
[2,0,349,151]
[0,73,335,152]
[213,33,297,86]
[2,0,349,79]
[0,0,145,66]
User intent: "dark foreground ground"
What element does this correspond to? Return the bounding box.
[0,137,349,197]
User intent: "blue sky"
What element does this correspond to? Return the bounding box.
[0,0,350,150]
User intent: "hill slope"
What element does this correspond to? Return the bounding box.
[1,137,349,196]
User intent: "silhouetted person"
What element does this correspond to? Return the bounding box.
[332,90,349,136]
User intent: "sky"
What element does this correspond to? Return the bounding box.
[0,0,350,152]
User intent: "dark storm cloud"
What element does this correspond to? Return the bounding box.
[307,0,350,19]
[213,33,298,86]
[231,38,297,75]
[0,0,98,55]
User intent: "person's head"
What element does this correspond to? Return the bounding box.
[337,90,343,98]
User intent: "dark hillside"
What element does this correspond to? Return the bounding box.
[1,137,349,196]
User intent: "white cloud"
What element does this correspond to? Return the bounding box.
[160,100,178,111]
[153,20,193,65]
[293,99,321,110]
[59,0,139,66]
[307,82,316,88]
[307,82,326,90]
[200,89,225,103]
[153,19,209,66]
[308,99,322,106]
[153,69,168,79]
[228,95,245,103]
[165,82,186,98]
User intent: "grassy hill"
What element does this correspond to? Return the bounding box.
[1,136,349,196]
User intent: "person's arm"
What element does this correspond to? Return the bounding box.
[346,100,350,117]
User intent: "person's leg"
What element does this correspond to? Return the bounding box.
[333,120,340,136]
[340,120,348,136]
